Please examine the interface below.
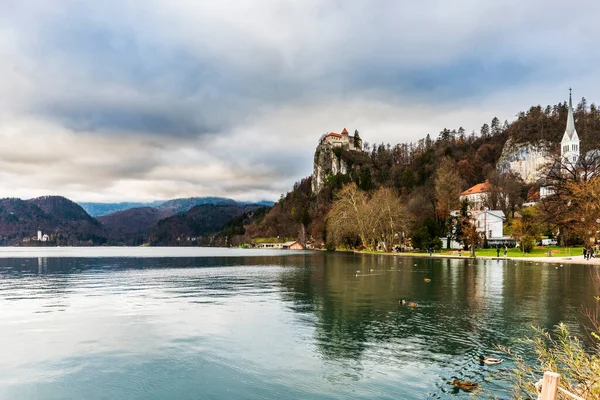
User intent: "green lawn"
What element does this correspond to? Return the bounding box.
[358,246,583,258]
[438,246,582,258]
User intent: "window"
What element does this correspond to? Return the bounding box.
[489,230,492,238]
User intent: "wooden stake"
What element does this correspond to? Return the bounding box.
[540,371,560,400]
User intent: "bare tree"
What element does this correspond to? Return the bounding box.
[434,157,464,219]
[369,187,413,252]
[326,183,370,248]
[327,184,411,251]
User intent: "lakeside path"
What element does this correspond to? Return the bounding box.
[357,251,600,266]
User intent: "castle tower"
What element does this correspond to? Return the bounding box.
[560,89,580,166]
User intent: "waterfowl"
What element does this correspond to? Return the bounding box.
[478,355,502,365]
[424,278,431,283]
[399,299,417,307]
[450,379,479,391]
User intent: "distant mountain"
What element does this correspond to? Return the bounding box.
[240,200,275,207]
[98,207,174,244]
[79,197,274,217]
[0,196,106,245]
[157,197,238,214]
[148,204,263,245]
[79,201,164,217]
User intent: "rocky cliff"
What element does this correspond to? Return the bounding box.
[496,138,555,183]
[311,145,349,193]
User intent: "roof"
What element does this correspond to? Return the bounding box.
[282,241,300,246]
[341,128,349,134]
[460,181,491,196]
[327,132,342,138]
[561,90,578,142]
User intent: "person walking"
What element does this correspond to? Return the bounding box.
[496,247,500,257]
[504,246,507,258]
[583,247,588,260]
[428,247,433,257]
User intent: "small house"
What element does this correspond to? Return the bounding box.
[282,241,304,250]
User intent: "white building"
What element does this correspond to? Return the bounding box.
[37,230,42,241]
[471,210,506,240]
[459,181,493,210]
[561,89,580,167]
[319,128,362,151]
[541,90,581,199]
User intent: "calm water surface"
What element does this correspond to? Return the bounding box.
[0,248,597,399]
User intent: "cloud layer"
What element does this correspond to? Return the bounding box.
[0,0,599,201]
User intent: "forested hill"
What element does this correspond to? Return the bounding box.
[224,97,600,247]
[507,98,600,149]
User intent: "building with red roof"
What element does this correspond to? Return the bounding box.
[319,128,362,151]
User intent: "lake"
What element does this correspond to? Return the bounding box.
[0,248,597,399]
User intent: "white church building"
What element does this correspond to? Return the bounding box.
[561,90,580,166]
[541,90,582,199]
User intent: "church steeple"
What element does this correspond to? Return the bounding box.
[564,88,577,140]
[560,88,580,164]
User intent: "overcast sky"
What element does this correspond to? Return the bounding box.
[0,0,599,202]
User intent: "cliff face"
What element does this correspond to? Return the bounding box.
[311,144,348,193]
[496,138,554,183]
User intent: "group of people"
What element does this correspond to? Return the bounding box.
[583,245,599,260]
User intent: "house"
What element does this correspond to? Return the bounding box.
[282,241,304,250]
[319,128,362,151]
[471,210,506,240]
[459,181,493,210]
[447,209,510,248]
[257,243,283,249]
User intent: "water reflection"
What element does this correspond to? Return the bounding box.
[0,251,597,399]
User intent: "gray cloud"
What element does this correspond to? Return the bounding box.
[0,0,599,201]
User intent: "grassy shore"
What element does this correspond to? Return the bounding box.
[355,246,596,264]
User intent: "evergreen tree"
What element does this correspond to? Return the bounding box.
[480,123,490,138]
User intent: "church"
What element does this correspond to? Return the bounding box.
[540,89,600,199]
[560,89,580,166]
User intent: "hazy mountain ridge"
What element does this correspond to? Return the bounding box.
[80,197,275,217]
[0,196,273,246]
[79,201,165,217]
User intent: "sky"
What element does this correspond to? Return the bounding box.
[0,0,599,203]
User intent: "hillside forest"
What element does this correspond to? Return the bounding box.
[228,97,600,250]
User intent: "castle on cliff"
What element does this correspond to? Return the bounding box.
[318,128,363,151]
[312,128,363,193]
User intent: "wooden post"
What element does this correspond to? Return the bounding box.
[540,371,560,400]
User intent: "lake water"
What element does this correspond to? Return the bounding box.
[0,248,597,399]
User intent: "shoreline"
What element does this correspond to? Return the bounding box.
[355,250,600,266]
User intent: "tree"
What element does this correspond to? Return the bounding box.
[327,184,411,251]
[434,157,464,220]
[512,207,542,253]
[369,187,412,252]
[564,177,600,243]
[491,117,501,136]
[326,183,370,249]
[400,167,416,192]
[480,123,490,138]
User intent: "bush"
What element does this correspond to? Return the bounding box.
[325,241,336,252]
[500,323,600,399]
[520,235,535,253]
